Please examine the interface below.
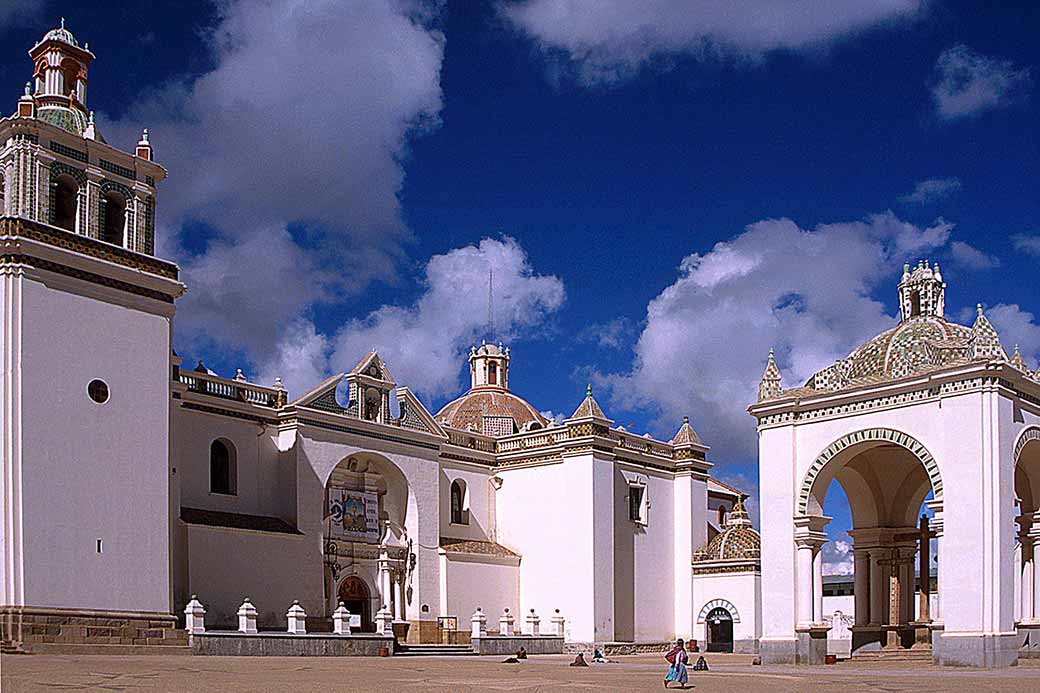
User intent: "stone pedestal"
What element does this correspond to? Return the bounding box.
[795,625,830,665]
[550,609,565,638]
[499,609,514,636]
[471,608,487,639]
[333,603,352,635]
[286,601,307,635]
[184,596,206,635]
[237,599,258,634]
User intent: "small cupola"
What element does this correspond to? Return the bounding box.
[898,260,945,323]
[469,340,509,391]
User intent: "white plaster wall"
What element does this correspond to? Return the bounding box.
[692,571,760,645]
[441,554,519,629]
[497,456,601,642]
[614,466,678,642]
[15,276,172,613]
[759,424,797,642]
[173,408,289,520]
[185,524,315,628]
[438,463,494,543]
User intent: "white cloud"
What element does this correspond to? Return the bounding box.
[599,212,953,456]
[1012,234,1040,258]
[331,237,565,399]
[986,304,1040,371]
[899,177,961,205]
[105,0,446,373]
[823,538,855,576]
[539,410,568,426]
[501,0,923,85]
[578,317,634,349]
[256,320,330,397]
[948,241,999,270]
[931,45,1030,121]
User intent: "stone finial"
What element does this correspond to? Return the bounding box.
[757,348,782,402]
[499,608,514,636]
[286,600,307,635]
[234,368,246,381]
[551,608,566,638]
[525,608,540,636]
[471,607,488,639]
[23,81,32,97]
[237,598,258,634]
[333,601,352,635]
[1010,344,1029,372]
[374,604,394,636]
[136,128,152,161]
[184,595,206,635]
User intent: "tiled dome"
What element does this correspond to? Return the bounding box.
[436,390,547,436]
[44,26,79,47]
[694,500,760,562]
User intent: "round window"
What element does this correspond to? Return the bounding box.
[87,379,109,404]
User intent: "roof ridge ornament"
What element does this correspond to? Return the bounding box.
[757,347,782,402]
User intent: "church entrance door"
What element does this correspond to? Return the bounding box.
[706,607,733,652]
[338,576,372,632]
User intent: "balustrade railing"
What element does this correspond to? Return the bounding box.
[178,371,281,407]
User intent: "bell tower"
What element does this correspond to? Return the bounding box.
[1,22,184,647]
[898,260,945,323]
[469,341,510,390]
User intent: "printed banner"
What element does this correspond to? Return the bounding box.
[327,488,380,543]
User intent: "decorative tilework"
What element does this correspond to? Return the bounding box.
[697,599,741,623]
[99,158,136,181]
[797,427,943,516]
[49,140,88,163]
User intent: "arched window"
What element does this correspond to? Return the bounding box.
[100,190,126,246]
[450,479,468,525]
[909,290,921,318]
[487,362,498,385]
[718,505,727,526]
[210,439,237,495]
[52,174,79,231]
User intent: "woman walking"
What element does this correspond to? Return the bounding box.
[663,638,689,688]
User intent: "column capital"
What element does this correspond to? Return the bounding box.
[794,514,830,545]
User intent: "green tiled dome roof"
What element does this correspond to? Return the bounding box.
[37,106,88,135]
[694,500,760,562]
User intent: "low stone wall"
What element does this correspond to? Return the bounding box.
[472,635,564,655]
[1,606,184,651]
[191,631,394,656]
[565,641,672,656]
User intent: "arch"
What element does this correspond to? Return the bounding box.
[49,163,85,232]
[487,361,498,385]
[209,438,237,495]
[99,180,133,247]
[1015,426,1040,464]
[798,428,942,516]
[337,575,372,631]
[697,598,740,624]
[450,478,468,525]
[718,505,727,527]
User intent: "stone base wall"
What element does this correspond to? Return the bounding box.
[1,606,184,651]
[937,632,1019,668]
[565,641,672,656]
[472,635,564,655]
[191,631,394,656]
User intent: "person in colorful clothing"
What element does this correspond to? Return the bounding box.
[663,638,689,688]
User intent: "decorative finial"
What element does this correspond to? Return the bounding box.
[61,17,65,29]
[88,111,94,124]
[274,376,284,389]
[977,303,984,316]
[24,81,31,96]
[683,415,689,424]
[142,128,149,142]
[586,383,593,398]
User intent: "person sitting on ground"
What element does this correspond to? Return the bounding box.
[592,648,608,663]
[569,652,589,667]
[516,647,527,659]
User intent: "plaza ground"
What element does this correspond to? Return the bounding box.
[3,653,1040,692]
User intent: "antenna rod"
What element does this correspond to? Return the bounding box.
[488,267,494,338]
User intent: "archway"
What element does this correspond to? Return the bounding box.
[322,452,415,626]
[51,173,78,231]
[100,189,126,246]
[1015,427,1040,627]
[706,607,734,652]
[337,575,372,632]
[799,429,942,655]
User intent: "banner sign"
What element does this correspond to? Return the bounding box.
[327,488,380,543]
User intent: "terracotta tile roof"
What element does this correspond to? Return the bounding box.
[436,390,547,436]
[439,537,520,558]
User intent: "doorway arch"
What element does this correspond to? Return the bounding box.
[705,607,734,652]
[337,575,372,632]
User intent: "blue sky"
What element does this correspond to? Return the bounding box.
[4,1,1038,567]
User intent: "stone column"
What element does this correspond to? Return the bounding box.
[869,551,885,625]
[854,550,870,626]
[378,550,392,616]
[1030,525,1040,623]
[1021,547,1034,624]
[918,515,932,623]
[812,545,824,624]
[392,570,405,621]
[926,499,943,623]
[796,539,815,627]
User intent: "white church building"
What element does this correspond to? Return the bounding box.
[0,25,761,654]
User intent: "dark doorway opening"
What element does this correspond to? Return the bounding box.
[706,607,734,652]
[338,575,372,632]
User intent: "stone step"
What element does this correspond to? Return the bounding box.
[395,644,475,656]
[853,647,932,662]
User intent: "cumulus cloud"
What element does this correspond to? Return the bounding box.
[1012,234,1040,258]
[948,241,999,270]
[331,237,565,399]
[822,538,855,576]
[501,0,923,85]
[598,212,953,456]
[577,317,635,349]
[899,177,961,205]
[986,304,1040,371]
[931,45,1030,121]
[104,0,446,373]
